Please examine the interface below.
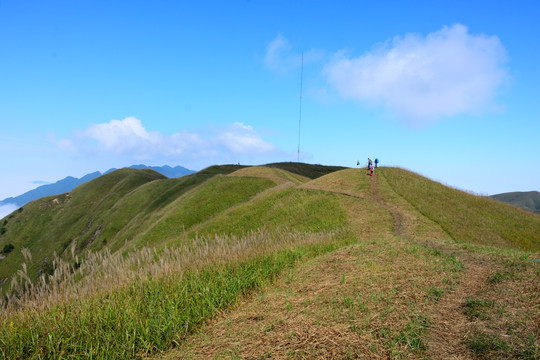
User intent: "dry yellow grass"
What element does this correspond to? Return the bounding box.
[2,229,339,315]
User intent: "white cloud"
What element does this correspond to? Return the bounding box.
[80,117,210,160]
[218,122,275,154]
[264,34,326,73]
[56,138,78,153]
[323,24,509,124]
[84,117,163,157]
[60,117,278,164]
[265,34,294,71]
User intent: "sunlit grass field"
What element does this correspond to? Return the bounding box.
[0,165,538,359]
[379,167,540,251]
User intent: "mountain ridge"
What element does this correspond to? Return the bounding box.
[1,163,539,359]
[490,190,540,214]
[1,163,538,294]
[0,165,195,209]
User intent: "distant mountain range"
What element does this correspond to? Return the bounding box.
[490,191,540,215]
[0,165,195,208]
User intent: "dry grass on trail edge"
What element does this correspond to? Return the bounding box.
[461,252,540,359]
[161,235,464,360]
[425,251,493,360]
[421,240,540,360]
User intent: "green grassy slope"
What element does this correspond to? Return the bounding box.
[491,191,540,215]
[1,164,539,359]
[378,167,540,251]
[132,175,277,248]
[0,169,165,292]
[91,165,257,252]
[0,164,345,293]
[0,165,355,359]
[265,161,348,179]
[191,186,348,237]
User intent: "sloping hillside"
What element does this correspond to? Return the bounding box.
[164,167,540,360]
[0,168,165,292]
[0,164,254,292]
[491,191,540,215]
[0,164,538,359]
[379,168,540,251]
[264,162,347,180]
[0,165,195,210]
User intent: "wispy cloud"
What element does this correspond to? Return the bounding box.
[58,117,279,164]
[218,122,275,154]
[323,24,509,125]
[264,34,294,72]
[33,181,52,185]
[264,34,325,73]
[82,117,195,159]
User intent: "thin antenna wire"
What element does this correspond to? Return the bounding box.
[297,52,304,163]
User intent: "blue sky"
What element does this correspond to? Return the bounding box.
[1,0,539,215]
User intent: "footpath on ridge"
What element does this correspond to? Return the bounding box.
[369,170,494,360]
[303,168,498,359]
[156,168,538,359]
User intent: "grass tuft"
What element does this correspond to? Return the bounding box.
[465,331,509,354]
[463,297,495,320]
[395,313,431,352]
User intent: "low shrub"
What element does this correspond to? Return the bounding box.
[2,244,14,254]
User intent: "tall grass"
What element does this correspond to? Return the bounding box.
[0,228,354,359]
[0,169,166,294]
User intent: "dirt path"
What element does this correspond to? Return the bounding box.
[368,173,496,359]
[369,174,408,237]
[304,171,498,359]
[425,254,492,359]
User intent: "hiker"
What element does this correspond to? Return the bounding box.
[367,158,372,170]
[374,158,379,168]
[369,164,374,176]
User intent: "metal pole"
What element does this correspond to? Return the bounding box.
[297,52,303,163]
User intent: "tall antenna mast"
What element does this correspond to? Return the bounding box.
[297,51,304,162]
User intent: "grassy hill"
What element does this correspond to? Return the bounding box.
[491,191,540,215]
[0,168,165,292]
[380,168,540,251]
[0,164,538,359]
[0,165,248,292]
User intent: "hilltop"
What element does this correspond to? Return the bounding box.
[0,164,195,210]
[0,162,344,292]
[0,163,538,359]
